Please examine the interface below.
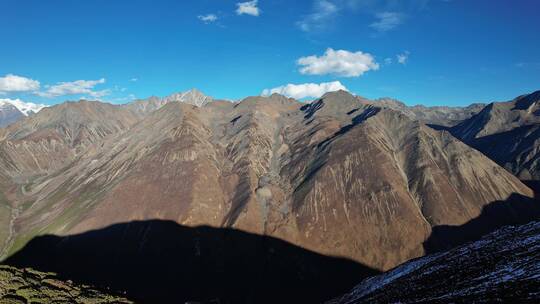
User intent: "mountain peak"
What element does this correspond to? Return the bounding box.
[164,89,213,107]
[320,89,354,100]
[0,98,48,116]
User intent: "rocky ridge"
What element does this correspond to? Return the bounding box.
[329,221,540,304]
[0,265,131,303]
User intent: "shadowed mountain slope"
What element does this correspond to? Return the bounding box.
[4,220,378,304]
[329,219,540,304]
[0,90,534,274]
[450,90,540,179]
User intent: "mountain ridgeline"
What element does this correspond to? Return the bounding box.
[0,88,538,303]
[448,90,540,180]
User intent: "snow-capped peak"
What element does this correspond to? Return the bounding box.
[0,98,48,116]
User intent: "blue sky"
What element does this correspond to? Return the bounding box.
[0,0,539,106]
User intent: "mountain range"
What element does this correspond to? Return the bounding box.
[0,88,538,303]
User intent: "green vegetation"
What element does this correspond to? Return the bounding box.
[0,265,131,303]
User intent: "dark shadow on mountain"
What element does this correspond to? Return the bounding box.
[3,220,379,304]
[425,123,449,131]
[522,180,540,198]
[317,106,380,150]
[424,192,540,254]
[464,124,540,167]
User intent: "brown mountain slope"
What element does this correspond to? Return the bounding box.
[0,100,139,180]
[0,100,140,256]
[450,90,540,179]
[0,91,534,273]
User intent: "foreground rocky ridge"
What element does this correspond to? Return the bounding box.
[330,220,540,304]
[0,90,533,274]
[0,265,130,303]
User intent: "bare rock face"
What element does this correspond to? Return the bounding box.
[450,90,540,179]
[0,90,533,274]
[329,221,540,304]
[124,89,214,117]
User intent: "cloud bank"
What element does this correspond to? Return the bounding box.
[262,81,348,99]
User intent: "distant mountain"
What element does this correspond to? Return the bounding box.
[124,88,214,116]
[0,100,138,180]
[450,90,540,179]
[163,88,213,107]
[0,90,532,276]
[329,220,540,304]
[0,99,47,127]
[372,97,485,127]
[0,103,24,128]
[0,264,131,303]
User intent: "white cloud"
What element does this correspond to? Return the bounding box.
[129,77,138,82]
[297,0,339,32]
[370,12,404,32]
[261,81,348,99]
[397,51,410,64]
[0,98,48,116]
[36,78,109,98]
[236,0,260,16]
[198,14,218,23]
[297,48,379,77]
[0,74,40,93]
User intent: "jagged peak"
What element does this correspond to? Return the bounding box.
[0,98,48,116]
[164,88,213,107]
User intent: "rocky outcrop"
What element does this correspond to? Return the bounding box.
[0,265,131,303]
